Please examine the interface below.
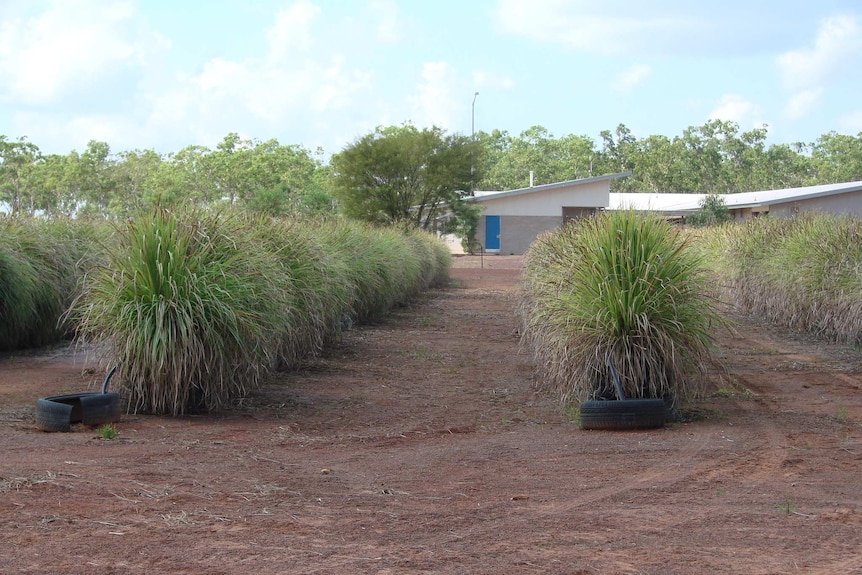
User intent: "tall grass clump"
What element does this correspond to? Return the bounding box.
[72,207,290,415]
[703,213,862,343]
[248,217,354,369]
[0,217,103,351]
[519,210,722,407]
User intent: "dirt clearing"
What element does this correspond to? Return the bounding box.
[1,255,861,574]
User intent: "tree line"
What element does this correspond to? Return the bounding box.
[2,120,861,223]
[477,121,862,193]
[0,133,332,218]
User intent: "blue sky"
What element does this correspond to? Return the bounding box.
[1,0,861,157]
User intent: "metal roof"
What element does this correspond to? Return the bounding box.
[611,181,862,212]
[610,193,704,212]
[468,171,632,203]
[469,177,862,212]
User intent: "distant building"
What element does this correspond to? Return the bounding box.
[463,178,862,255]
[611,181,862,221]
[466,172,630,255]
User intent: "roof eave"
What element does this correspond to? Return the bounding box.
[467,171,631,203]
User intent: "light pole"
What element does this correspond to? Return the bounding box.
[471,92,479,191]
[471,92,479,140]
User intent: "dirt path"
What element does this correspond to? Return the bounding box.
[1,255,861,574]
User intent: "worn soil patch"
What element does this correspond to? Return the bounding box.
[2,255,861,574]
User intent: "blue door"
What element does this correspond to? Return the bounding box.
[485,215,500,250]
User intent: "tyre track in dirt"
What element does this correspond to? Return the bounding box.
[421,263,861,570]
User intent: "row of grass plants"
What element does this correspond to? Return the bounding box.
[698,213,862,344]
[0,217,105,351]
[518,210,723,408]
[2,209,449,415]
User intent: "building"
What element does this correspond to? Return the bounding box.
[463,178,862,255]
[611,181,862,221]
[467,172,631,255]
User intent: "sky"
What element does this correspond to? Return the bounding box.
[2,0,862,158]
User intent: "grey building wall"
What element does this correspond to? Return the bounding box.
[770,190,862,218]
[502,216,562,254]
[476,213,603,255]
[475,216,486,252]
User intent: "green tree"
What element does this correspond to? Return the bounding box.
[74,140,118,216]
[600,124,639,191]
[111,149,163,215]
[811,131,862,183]
[477,126,601,191]
[29,154,75,216]
[762,143,812,189]
[330,125,480,230]
[297,164,336,216]
[634,134,687,192]
[0,136,42,215]
[243,139,321,214]
[156,145,216,205]
[211,133,254,205]
[687,193,732,226]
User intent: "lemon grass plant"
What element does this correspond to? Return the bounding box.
[519,210,722,407]
[72,207,289,415]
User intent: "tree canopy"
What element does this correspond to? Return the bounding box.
[330,125,480,230]
[0,134,330,218]
[1,121,862,220]
[474,120,861,194]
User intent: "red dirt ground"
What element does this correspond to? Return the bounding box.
[2,255,861,574]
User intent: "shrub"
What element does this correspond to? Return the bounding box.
[519,210,722,407]
[687,194,732,227]
[701,213,862,344]
[0,217,103,350]
[72,207,290,415]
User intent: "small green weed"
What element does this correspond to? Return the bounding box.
[712,381,753,399]
[836,406,849,424]
[95,424,118,440]
[775,495,795,515]
[404,346,444,361]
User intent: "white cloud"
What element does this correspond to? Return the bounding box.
[495,0,702,57]
[8,110,140,153]
[612,64,651,93]
[314,55,375,113]
[367,0,405,44]
[267,0,321,59]
[408,62,459,129]
[784,88,823,120]
[777,15,862,91]
[839,110,862,134]
[146,2,374,149]
[472,70,516,91]
[708,94,760,126]
[0,0,168,105]
[777,16,861,124]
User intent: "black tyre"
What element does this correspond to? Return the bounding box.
[40,392,98,423]
[80,392,121,425]
[579,399,667,430]
[35,398,74,432]
[35,392,122,431]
